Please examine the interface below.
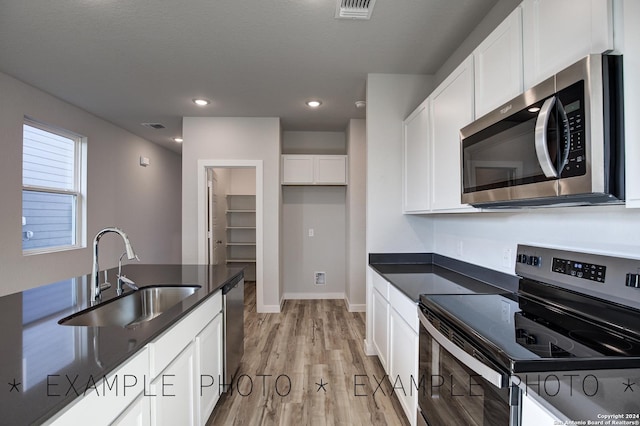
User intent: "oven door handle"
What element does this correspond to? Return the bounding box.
[419,310,507,388]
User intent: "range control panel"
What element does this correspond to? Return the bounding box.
[515,244,640,312]
[552,257,606,283]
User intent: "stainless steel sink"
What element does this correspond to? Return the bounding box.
[59,285,201,328]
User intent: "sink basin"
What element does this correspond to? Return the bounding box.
[59,285,201,328]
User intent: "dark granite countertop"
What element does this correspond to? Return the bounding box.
[369,252,519,302]
[0,264,243,425]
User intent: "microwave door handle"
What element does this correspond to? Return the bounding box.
[557,100,571,172]
[534,96,559,178]
[418,310,506,388]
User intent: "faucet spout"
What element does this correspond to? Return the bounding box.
[92,227,138,303]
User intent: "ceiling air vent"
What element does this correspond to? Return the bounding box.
[335,0,376,20]
[141,123,166,130]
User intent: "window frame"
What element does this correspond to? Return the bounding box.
[22,117,87,255]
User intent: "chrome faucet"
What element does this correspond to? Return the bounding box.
[92,227,139,303]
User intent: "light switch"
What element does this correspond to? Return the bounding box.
[140,156,150,167]
[308,228,314,237]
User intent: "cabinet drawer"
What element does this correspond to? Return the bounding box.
[371,271,390,301]
[389,284,419,332]
[149,290,222,379]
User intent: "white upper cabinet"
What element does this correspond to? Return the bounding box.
[621,0,640,207]
[281,155,347,185]
[522,0,614,89]
[473,5,524,118]
[430,56,477,212]
[281,155,314,184]
[315,155,347,184]
[402,98,431,213]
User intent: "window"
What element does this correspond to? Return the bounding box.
[22,119,86,253]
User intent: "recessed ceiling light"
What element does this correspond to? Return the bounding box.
[528,107,541,113]
[173,137,183,143]
[306,100,322,108]
[193,98,211,106]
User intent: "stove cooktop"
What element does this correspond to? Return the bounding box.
[420,291,640,373]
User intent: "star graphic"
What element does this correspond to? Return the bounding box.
[316,378,328,393]
[8,379,21,393]
[622,379,636,392]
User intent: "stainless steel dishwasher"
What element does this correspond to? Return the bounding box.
[222,275,244,388]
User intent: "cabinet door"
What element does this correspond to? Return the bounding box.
[402,99,431,213]
[430,56,476,212]
[372,288,389,371]
[522,0,614,89]
[315,155,347,184]
[521,393,560,425]
[474,5,523,118]
[151,343,196,426]
[389,307,419,426]
[196,312,224,425]
[282,155,314,184]
[112,394,151,426]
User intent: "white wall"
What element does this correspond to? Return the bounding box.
[346,119,366,310]
[282,131,346,155]
[365,74,436,254]
[182,117,281,311]
[0,71,182,297]
[282,186,347,298]
[229,168,256,195]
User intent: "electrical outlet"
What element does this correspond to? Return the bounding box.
[502,248,513,269]
[456,241,464,257]
[314,272,326,285]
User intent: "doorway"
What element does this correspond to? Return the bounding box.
[197,160,263,311]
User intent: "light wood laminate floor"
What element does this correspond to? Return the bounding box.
[207,282,409,426]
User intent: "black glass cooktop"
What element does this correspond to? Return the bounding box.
[419,291,640,373]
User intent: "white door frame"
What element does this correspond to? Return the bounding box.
[197,159,264,312]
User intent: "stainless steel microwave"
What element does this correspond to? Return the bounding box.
[460,54,624,208]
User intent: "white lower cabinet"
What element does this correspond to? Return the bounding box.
[196,312,224,425]
[370,271,418,426]
[151,343,196,426]
[113,394,151,426]
[45,348,149,426]
[372,287,389,371]
[45,290,224,426]
[521,392,560,426]
[388,307,419,426]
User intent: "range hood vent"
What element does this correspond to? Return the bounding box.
[335,0,376,20]
[141,122,166,130]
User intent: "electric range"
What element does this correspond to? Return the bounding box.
[416,245,640,426]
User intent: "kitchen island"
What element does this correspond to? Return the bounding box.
[0,264,243,425]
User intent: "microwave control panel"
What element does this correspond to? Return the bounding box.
[559,80,586,178]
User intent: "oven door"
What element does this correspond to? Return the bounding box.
[418,308,520,426]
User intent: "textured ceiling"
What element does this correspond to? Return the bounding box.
[0,0,500,152]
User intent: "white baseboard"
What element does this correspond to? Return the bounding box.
[345,298,366,312]
[258,304,281,313]
[363,339,377,356]
[283,292,346,300]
